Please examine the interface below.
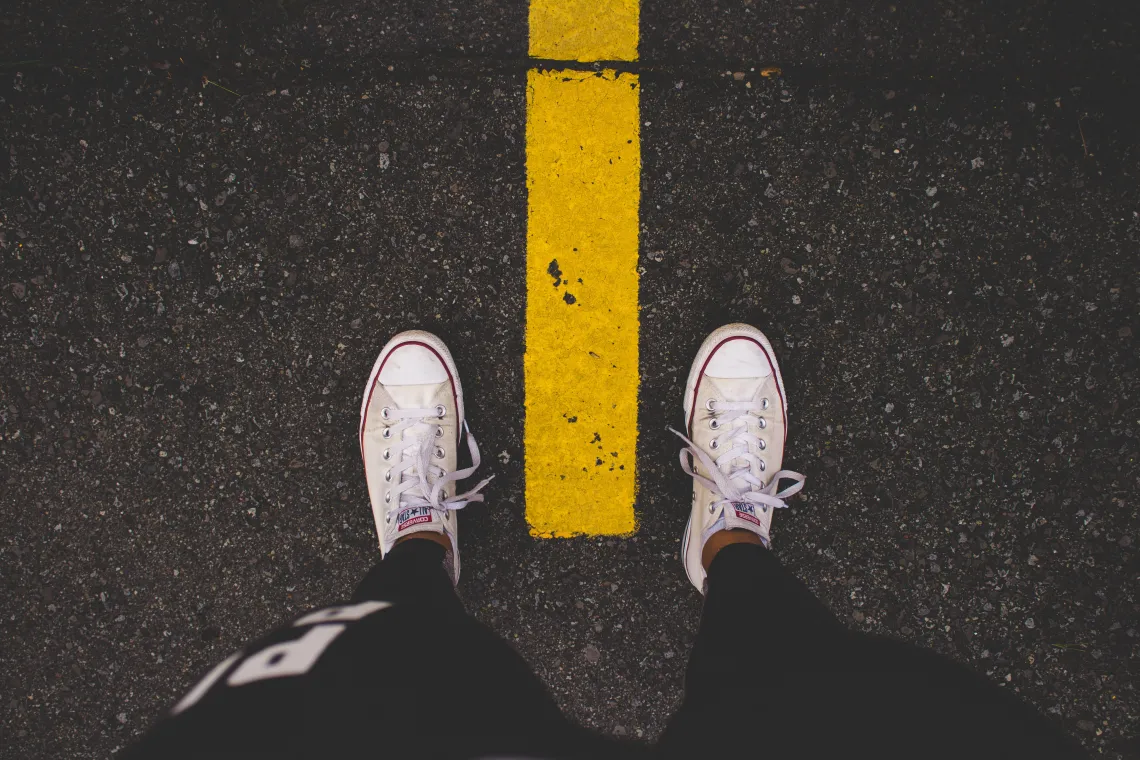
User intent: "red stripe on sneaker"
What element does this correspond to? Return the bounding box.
[687,336,787,438]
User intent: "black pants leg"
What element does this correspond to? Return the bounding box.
[124,541,613,760]
[658,543,1084,759]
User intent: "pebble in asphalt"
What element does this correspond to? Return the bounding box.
[1,1,1137,757]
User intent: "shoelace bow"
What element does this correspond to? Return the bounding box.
[669,398,804,515]
[384,407,492,523]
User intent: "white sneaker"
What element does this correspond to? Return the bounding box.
[359,330,491,584]
[672,323,805,593]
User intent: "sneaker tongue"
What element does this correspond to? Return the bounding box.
[392,504,443,534]
[721,503,771,546]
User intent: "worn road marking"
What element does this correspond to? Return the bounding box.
[529,0,639,62]
[524,2,640,537]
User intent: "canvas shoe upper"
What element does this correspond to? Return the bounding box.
[673,323,805,593]
[359,331,490,584]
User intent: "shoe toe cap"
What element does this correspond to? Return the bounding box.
[704,337,774,379]
[378,343,449,385]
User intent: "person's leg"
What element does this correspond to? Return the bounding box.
[660,324,1082,758]
[659,537,1084,759]
[125,538,599,759]
[127,331,630,759]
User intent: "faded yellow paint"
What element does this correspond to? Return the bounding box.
[524,69,640,537]
[529,0,639,62]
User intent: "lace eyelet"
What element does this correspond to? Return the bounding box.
[384,493,391,503]
[708,502,716,514]
[759,459,767,471]
[705,398,717,412]
[435,405,446,418]
[709,419,720,430]
[435,446,445,459]
[710,439,719,450]
[380,406,391,420]
[382,428,392,439]
[385,513,392,523]
[761,398,770,410]
[435,427,444,438]
[758,440,766,451]
[758,418,767,429]
[440,489,448,500]
[384,471,392,482]
[382,449,391,460]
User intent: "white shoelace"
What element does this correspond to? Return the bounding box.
[669,398,804,516]
[382,407,492,524]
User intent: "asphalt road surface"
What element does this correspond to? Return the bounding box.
[2,1,1138,757]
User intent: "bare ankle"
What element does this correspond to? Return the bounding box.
[394,531,453,554]
[702,529,764,570]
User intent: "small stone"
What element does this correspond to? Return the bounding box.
[925,186,938,197]
[378,153,390,170]
[613,725,628,736]
[1119,326,1133,338]
[732,72,745,81]
[154,247,168,264]
[11,282,26,300]
[350,318,362,330]
[1119,536,1132,548]
[852,610,865,623]
[585,645,601,664]
[1025,618,1036,629]
[168,261,182,280]
[1076,720,1095,732]
[289,234,304,248]
[971,157,985,170]
[378,141,390,153]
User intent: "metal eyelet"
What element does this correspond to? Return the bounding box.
[384,471,392,482]
[382,428,392,439]
[708,502,716,514]
[705,398,717,412]
[435,446,445,459]
[380,406,391,420]
[384,493,391,503]
[382,449,391,460]
[385,513,392,523]
[758,418,767,429]
[435,405,446,418]
[761,398,770,410]
[440,489,448,499]
[759,459,767,471]
[758,439,766,450]
[710,439,719,450]
[709,419,720,430]
[435,427,444,438]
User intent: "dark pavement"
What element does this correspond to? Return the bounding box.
[2,1,1138,757]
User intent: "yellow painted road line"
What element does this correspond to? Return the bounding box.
[524,68,640,537]
[529,0,639,62]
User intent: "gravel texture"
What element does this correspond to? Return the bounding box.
[1,1,1137,757]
